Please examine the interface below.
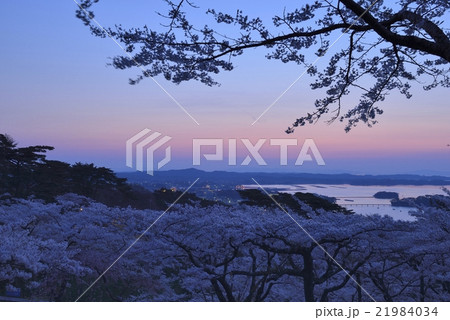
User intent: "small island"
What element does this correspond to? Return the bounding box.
[373,191,399,199]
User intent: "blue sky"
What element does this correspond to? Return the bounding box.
[1,1,449,175]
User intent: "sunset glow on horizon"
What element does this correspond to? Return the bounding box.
[1,0,449,175]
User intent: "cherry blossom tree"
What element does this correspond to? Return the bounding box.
[1,192,448,301]
[0,195,165,301]
[0,198,90,300]
[75,0,449,131]
[359,193,450,301]
[147,203,408,301]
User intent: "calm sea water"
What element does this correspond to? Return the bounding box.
[243,184,450,221]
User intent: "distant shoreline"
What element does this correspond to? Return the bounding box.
[117,169,450,187]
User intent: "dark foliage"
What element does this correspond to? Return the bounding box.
[373,191,399,199]
[0,134,226,211]
[238,189,351,216]
[0,134,151,209]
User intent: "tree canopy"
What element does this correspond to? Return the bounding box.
[0,134,131,204]
[1,193,449,301]
[75,0,449,131]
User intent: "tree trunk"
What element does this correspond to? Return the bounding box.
[303,252,315,302]
[356,273,362,302]
[420,274,425,302]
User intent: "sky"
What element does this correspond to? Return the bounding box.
[1,0,449,175]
